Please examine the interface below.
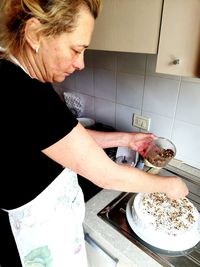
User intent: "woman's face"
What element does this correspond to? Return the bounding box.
[36,8,95,83]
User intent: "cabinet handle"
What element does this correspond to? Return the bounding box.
[85,233,119,265]
[172,59,180,65]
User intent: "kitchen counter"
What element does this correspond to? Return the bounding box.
[84,159,200,267]
[84,189,163,267]
[83,161,200,267]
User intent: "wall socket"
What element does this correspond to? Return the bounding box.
[133,114,151,131]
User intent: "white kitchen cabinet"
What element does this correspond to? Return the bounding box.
[156,0,200,77]
[85,234,119,267]
[89,0,200,78]
[89,0,163,54]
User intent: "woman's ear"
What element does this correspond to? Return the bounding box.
[24,17,42,51]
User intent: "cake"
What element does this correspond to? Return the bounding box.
[131,192,200,251]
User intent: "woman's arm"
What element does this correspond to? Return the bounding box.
[42,123,188,200]
[87,129,156,154]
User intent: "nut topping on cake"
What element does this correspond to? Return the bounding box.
[141,192,198,235]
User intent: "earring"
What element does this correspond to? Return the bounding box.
[35,47,39,53]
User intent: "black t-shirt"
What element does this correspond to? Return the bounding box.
[0,59,78,209]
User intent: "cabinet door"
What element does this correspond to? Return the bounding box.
[89,0,163,54]
[156,0,200,77]
[85,234,118,267]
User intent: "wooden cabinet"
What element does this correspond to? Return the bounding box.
[156,0,200,77]
[90,0,200,78]
[89,0,163,54]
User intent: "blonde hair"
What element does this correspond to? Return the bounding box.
[0,0,101,58]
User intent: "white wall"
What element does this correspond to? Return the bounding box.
[53,50,200,169]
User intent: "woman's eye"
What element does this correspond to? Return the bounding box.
[73,49,81,55]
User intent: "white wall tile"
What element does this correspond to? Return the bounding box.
[92,50,117,71]
[73,50,200,169]
[143,76,180,117]
[52,83,65,100]
[176,81,200,125]
[117,53,146,75]
[94,69,116,101]
[142,111,173,138]
[95,98,115,128]
[181,76,200,83]
[116,104,140,132]
[172,121,200,169]
[61,74,76,91]
[84,50,94,68]
[75,67,94,95]
[116,72,144,109]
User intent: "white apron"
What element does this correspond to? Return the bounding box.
[4,168,88,267]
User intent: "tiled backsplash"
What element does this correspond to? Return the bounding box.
[53,50,200,169]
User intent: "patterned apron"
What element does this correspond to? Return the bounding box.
[3,168,88,267]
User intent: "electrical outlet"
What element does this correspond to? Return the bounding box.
[133,114,151,131]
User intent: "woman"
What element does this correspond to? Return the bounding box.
[0,0,188,266]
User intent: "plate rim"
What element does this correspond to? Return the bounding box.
[126,194,200,251]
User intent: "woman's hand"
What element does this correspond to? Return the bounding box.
[165,176,189,200]
[127,132,157,156]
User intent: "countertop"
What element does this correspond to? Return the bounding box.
[84,189,163,267]
[83,160,200,267]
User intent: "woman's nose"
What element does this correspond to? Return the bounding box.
[73,53,85,70]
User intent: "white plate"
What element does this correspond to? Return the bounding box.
[126,195,200,251]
